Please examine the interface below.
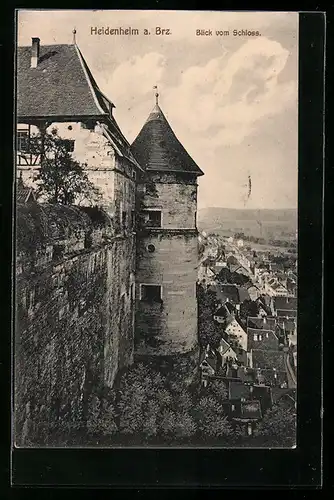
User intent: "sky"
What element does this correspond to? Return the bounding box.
[17,10,298,210]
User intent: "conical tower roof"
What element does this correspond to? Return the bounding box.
[131,103,204,176]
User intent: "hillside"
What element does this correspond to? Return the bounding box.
[198,207,297,240]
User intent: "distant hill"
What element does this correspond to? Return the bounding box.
[198,207,297,240]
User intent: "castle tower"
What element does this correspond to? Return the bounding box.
[131,94,204,358]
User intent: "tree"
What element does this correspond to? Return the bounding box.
[240,299,260,319]
[207,380,228,402]
[87,395,118,437]
[30,128,102,205]
[192,396,233,439]
[253,402,296,446]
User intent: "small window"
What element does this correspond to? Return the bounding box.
[131,210,136,229]
[231,404,235,411]
[147,244,156,253]
[61,139,75,152]
[52,244,64,261]
[81,120,95,131]
[17,130,30,152]
[253,334,258,341]
[122,211,127,230]
[140,284,162,303]
[143,210,162,228]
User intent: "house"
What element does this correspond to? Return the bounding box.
[277,309,297,320]
[271,387,296,410]
[248,349,288,387]
[213,305,229,323]
[222,399,262,436]
[228,380,272,415]
[256,295,274,316]
[273,296,297,315]
[286,277,297,297]
[217,338,237,366]
[219,284,250,306]
[245,283,261,301]
[247,327,279,351]
[265,277,288,297]
[277,318,297,337]
[226,254,239,266]
[17,37,142,206]
[247,316,276,331]
[225,314,248,351]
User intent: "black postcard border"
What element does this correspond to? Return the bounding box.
[1,7,325,490]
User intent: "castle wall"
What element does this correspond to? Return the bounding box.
[15,204,135,446]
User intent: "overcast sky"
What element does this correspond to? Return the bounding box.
[17,10,298,210]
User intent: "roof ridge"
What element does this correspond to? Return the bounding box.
[74,44,106,117]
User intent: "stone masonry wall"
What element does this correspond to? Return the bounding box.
[143,172,197,229]
[15,203,135,446]
[136,232,199,356]
[135,171,199,357]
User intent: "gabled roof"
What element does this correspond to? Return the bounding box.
[214,306,228,318]
[277,318,296,333]
[277,309,297,318]
[273,296,297,311]
[17,42,141,168]
[17,43,111,119]
[219,337,235,356]
[16,177,36,203]
[131,103,204,176]
[239,400,262,420]
[247,328,279,351]
[251,349,286,371]
[247,316,276,331]
[228,381,249,400]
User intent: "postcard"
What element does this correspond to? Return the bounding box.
[14,9,298,448]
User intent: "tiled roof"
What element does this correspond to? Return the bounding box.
[219,337,235,356]
[277,318,296,333]
[277,309,297,318]
[274,296,297,311]
[17,42,141,167]
[17,43,110,119]
[238,287,251,302]
[251,349,286,371]
[131,104,204,176]
[214,306,228,318]
[228,381,249,400]
[247,317,276,331]
[258,369,287,386]
[16,179,36,203]
[247,328,279,351]
[240,400,262,420]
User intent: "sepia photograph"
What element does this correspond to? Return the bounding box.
[14,9,298,448]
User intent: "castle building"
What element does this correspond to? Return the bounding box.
[15,37,204,443]
[131,94,204,357]
[15,37,143,431]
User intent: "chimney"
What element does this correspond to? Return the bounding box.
[31,37,40,68]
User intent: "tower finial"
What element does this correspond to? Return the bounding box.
[72,28,77,44]
[153,85,159,105]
